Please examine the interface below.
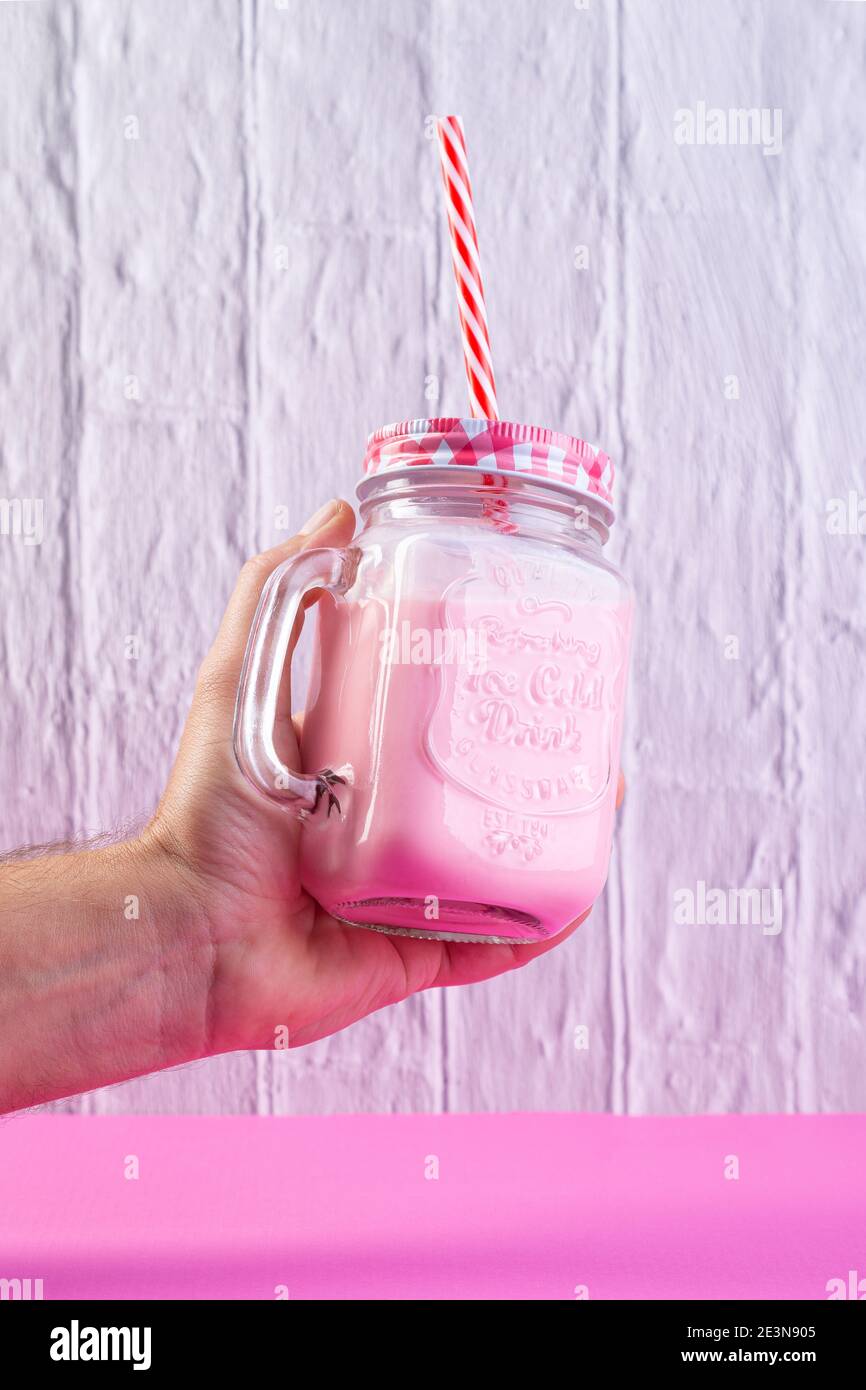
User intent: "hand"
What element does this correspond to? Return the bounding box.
[146,499,625,1056]
[0,500,624,1111]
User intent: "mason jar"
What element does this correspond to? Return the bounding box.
[234,418,633,944]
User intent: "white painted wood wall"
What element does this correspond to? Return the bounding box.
[1,0,863,1114]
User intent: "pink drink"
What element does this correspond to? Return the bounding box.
[300,597,631,941]
[235,419,634,945]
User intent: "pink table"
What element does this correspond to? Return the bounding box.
[1,1114,862,1300]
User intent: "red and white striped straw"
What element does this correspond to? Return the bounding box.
[434,115,499,421]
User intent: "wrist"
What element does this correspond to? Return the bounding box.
[121,827,217,1072]
[0,832,215,1112]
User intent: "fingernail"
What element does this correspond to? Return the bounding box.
[300,499,339,535]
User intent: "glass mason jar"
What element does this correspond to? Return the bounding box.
[234,418,633,944]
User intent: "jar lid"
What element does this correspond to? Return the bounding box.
[362,417,615,506]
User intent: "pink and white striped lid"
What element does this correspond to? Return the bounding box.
[361,418,615,508]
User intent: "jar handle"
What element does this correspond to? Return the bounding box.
[233,546,353,817]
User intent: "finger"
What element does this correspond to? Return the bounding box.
[196,499,356,710]
[427,907,593,989]
[355,909,592,1001]
[506,907,592,964]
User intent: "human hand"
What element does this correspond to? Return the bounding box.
[145,500,626,1057]
[0,501,625,1111]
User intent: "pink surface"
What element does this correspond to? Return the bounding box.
[0,1114,862,1300]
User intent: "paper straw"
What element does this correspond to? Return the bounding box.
[434,115,499,421]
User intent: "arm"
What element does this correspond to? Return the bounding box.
[0,500,612,1114]
[0,835,209,1112]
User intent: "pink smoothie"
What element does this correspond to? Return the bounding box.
[299,545,632,942]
